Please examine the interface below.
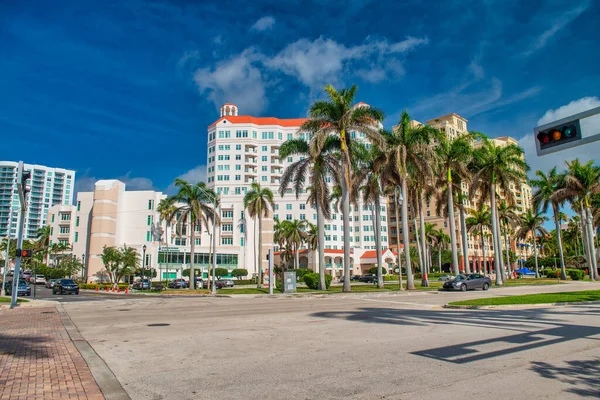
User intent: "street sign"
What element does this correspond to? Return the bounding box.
[534,106,600,156]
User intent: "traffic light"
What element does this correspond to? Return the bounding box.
[16,161,31,207]
[536,121,581,153]
[15,249,33,258]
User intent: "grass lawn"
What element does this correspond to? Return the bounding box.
[448,290,600,306]
[215,281,444,295]
[0,296,28,303]
[499,278,563,287]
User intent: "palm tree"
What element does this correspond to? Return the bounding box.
[170,179,216,289]
[306,223,319,271]
[280,219,309,270]
[436,185,472,274]
[515,208,549,278]
[497,201,520,279]
[353,142,387,288]
[553,159,600,280]
[279,136,340,290]
[35,226,51,265]
[466,206,492,277]
[433,228,450,273]
[302,85,384,292]
[436,134,474,276]
[530,167,567,279]
[157,197,177,281]
[244,183,275,288]
[470,136,528,285]
[388,112,438,289]
[120,245,140,282]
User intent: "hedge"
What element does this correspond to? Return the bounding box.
[79,283,129,290]
[567,269,585,281]
[303,273,332,290]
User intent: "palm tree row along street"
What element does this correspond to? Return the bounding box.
[6,85,600,292]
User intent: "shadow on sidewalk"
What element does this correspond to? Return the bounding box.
[531,358,600,397]
[0,334,51,358]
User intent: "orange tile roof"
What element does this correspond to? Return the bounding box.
[209,116,308,128]
[360,250,399,259]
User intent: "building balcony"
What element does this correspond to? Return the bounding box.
[244,157,257,165]
[58,219,71,226]
[221,230,234,236]
[245,177,256,183]
[244,168,257,175]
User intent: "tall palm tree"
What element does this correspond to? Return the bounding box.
[436,185,472,274]
[470,136,528,285]
[466,206,492,277]
[515,208,548,278]
[436,134,473,276]
[35,226,51,265]
[433,228,450,273]
[353,142,387,288]
[530,167,567,279]
[306,223,319,271]
[302,85,384,292]
[497,201,520,278]
[171,179,216,289]
[388,112,438,289]
[157,197,177,281]
[554,159,600,280]
[279,136,340,290]
[280,219,309,270]
[244,183,275,288]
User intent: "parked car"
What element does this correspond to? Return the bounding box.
[133,279,151,290]
[45,279,57,288]
[53,279,80,295]
[5,279,31,296]
[359,274,377,283]
[351,275,362,281]
[195,278,204,289]
[34,275,46,285]
[437,274,453,282]
[442,274,491,291]
[168,279,188,289]
[220,279,235,287]
[209,280,226,289]
[22,271,32,282]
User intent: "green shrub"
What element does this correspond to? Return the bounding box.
[79,283,129,290]
[290,268,311,281]
[567,269,585,281]
[303,273,319,290]
[231,269,248,279]
[542,269,559,278]
[383,275,396,281]
[368,266,387,275]
[215,268,229,278]
[232,279,255,285]
[325,274,332,289]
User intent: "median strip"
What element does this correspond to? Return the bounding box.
[446,290,600,308]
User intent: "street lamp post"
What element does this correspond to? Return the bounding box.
[142,245,147,289]
[81,254,85,282]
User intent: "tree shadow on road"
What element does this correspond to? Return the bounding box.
[311,305,600,365]
[531,358,600,397]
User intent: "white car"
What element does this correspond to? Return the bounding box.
[34,275,46,285]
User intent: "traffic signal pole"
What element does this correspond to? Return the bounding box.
[10,209,26,308]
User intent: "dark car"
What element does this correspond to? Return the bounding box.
[351,275,362,281]
[53,279,79,295]
[133,279,151,290]
[168,279,188,289]
[359,274,377,283]
[5,279,31,296]
[442,274,491,291]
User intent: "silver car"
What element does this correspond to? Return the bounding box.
[442,274,492,291]
[45,279,57,288]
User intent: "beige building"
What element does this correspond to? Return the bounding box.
[387,113,532,272]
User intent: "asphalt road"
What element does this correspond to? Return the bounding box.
[26,285,142,302]
[62,282,600,400]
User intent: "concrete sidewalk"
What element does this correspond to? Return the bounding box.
[0,306,105,399]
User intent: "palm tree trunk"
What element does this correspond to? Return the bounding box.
[495,209,506,282]
[401,179,414,289]
[341,160,351,293]
[316,201,326,290]
[374,198,384,289]
[533,234,539,278]
[257,217,263,288]
[585,206,598,280]
[447,182,460,276]
[295,242,300,271]
[553,205,567,280]
[503,229,511,279]
[481,229,486,276]
[189,223,196,290]
[418,193,428,287]
[459,207,470,274]
[489,185,503,285]
[580,206,592,279]
[394,187,404,290]
[438,246,442,273]
[414,218,423,279]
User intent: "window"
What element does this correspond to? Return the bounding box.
[59,226,70,234]
[236,144,241,150]
[148,199,154,210]
[50,227,53,235]
[252,131,257,138]
[195,238,201,245]
[286,204,292,210]
[262,156,268,162]
[262,166,267,171]
[313,214,317,220]
[300,214,306,220]
[262,146,268,151]
[286,214,292,220]
[77,201,81,211]
[147,215,153,226]
[222,210,233,219]
[60,213,71,221]
[235,187,241,195]
[222,224,233,231]
[287,133,293,140]
[75,216,79,227]
[235,175,241,181]
[240,238,245,246]
[51,214,54,223]
[261,176,267,182]
[278,132,282,140]
[146,231,151,242]
[287,157,293,163]
[299,204,305,210]
[355,236,360,242]
[236,165,241,170]
[236,155,241,160]
[222,237,233,245]
[74,232,78,242]
[325,235,331,241]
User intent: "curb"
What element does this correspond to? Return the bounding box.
[444,299,600,310]
[57,304,131,400]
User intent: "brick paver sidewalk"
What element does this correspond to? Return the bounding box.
[0,306,104,399]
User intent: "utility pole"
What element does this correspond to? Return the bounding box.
[11,162,30,309]
[268,249,274,295]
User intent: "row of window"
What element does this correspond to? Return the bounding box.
[209,131,312,141]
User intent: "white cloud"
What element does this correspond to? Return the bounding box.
[519,96,600,177]
[193,49,268,115]
[166,165,207,194]
[523,1,590,56]
[119,175,155,190]
[188,35,427,113]
[250,16,275,32]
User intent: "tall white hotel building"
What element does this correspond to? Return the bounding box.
[207,103,392,278]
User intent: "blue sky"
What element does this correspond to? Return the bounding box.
[1,0,599,196]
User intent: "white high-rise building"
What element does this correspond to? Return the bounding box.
[0,161,75,239]
[205,103,391,278]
